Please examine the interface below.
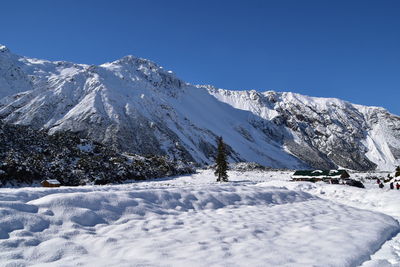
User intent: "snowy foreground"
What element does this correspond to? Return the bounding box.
[0,170,399,267]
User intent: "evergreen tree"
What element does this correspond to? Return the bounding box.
[214,136,229,182]
[395,166,400,177]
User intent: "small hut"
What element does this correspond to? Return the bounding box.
[291,170,350,183]
[41,179,61,188]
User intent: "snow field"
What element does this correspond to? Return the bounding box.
[0,170,399,266]
[261,178,400,266]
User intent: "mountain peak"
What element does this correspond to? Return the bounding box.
[106,54,158,68]
[100,54,183,91]
[0,45,10,53]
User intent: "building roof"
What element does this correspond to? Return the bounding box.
[292,170,349,178]
[43,179,61,185]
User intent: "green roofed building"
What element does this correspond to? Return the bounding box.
[291,170,350,183]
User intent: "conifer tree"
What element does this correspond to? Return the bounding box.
[214,136,229,182]
[395,166,400,177]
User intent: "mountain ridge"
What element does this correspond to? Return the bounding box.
[0,45,399,171]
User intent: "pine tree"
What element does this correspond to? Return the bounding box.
[214,136,229,182]
[395,166,400,177]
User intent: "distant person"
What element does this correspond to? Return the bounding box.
[390,182,394,190]
[396,183,400,190]
[379,183,384,189]
[377,178,381,184]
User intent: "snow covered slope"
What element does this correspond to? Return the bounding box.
[0,44,399,170]
[207,87,400,170]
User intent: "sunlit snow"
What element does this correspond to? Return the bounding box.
[0,170,399,266]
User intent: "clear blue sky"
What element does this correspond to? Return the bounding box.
[1,0,399,115]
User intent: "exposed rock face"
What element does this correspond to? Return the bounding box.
[0,45,399,171]
[206,88,400,171]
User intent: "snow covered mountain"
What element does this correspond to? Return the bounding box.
[0,44,399,170]
[207,87,400,171]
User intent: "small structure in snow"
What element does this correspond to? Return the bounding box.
[385,167,400,186]
[41,179,61,188]
[291,170,350,183]
[291,170,364,188]
[341,178,365,188]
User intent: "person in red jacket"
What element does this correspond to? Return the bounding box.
[396,183,400,190]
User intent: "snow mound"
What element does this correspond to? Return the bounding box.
[27,186,316,226]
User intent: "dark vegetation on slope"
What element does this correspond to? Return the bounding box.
[0,121,194,186]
